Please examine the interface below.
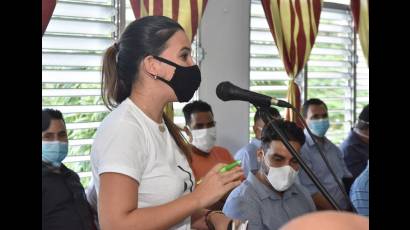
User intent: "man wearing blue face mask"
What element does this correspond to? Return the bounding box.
[298,99,352,211]
[42,109,97,230]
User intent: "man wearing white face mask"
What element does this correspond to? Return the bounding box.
[299,99,352,211]
[182,100,237,210]
[223,120,316,230]
[235,107,281,178]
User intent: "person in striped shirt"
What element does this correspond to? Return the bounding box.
[350,161,369,216]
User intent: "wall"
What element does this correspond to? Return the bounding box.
[199,0,250,154]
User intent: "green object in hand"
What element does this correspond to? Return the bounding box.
[219,160,241,173]
[196,160,242,185]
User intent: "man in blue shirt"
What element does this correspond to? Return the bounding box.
[350,161,369,216]
[235,107,281,178]
[340,105,369,182]
[224,120,316,230]
[298,98,353,211]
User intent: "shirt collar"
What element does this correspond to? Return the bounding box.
[247,172,299,201]
[251,138,262,147]
[304,129,330,147]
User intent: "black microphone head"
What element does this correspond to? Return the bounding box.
[216,81,272,107]
[216,81,235,101]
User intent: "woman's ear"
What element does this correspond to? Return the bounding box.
[142,55,160,78]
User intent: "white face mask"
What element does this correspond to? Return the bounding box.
[191,127,216,153]
[265,165,299,192]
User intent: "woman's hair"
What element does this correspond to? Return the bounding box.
[102,15,183,109]
[101,16,191,162]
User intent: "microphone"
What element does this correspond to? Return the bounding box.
[216,81,292,108]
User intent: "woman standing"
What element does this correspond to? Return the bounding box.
[90,16,243,230]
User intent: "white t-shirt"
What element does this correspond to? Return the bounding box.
[91,98,194,230]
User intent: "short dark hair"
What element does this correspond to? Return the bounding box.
[358,104,369,122]
[302,98,328,118]
[254,107,281,124]
[182,100,214,125]
[42,108,65,132]
[261,119,305,153]
[356,104,369,130]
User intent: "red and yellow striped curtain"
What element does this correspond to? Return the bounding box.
[130,0,208,120]
[351,0,368,65]
[42,0,57,36]
[261,0,322,125]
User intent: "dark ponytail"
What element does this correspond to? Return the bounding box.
[101,45,132,110]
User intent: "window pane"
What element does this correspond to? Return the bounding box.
[248,1,368,146]
[42,0,115,187]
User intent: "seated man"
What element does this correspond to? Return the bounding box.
[182,100,236,210]
[298,98,353,211]
[350,161,369,217]
[340,105,369,184]
[223,120,316,230]
[235,107,281,178]
[42,108,96,230]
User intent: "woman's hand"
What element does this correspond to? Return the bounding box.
[191,163,243,209]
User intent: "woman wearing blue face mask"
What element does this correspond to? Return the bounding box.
[90,16,244,230]
[42,109,97,230]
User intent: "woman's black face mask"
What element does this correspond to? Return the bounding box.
[153,56,201,102]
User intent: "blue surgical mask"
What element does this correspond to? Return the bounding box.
[42,141,68,167]
[308,118,330,137]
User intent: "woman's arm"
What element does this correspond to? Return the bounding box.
[99,163,243,230]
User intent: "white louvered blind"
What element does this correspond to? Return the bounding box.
[355,37,369,120]
[249,0,289,139]
[42,0,116,186]
[306,6,354,144]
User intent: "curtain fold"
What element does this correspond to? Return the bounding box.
[42,0,57,36]
[351,0,369,65]
[261,0,322,126]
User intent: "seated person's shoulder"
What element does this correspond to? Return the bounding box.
[213,146,230,153]
[223,181,263,224]
[226,179,260,204]
[213,146,234,158]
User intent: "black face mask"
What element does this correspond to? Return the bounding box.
[153,56,201,102]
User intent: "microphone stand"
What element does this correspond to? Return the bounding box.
[291,107,357,213]
[258,107,341,210]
